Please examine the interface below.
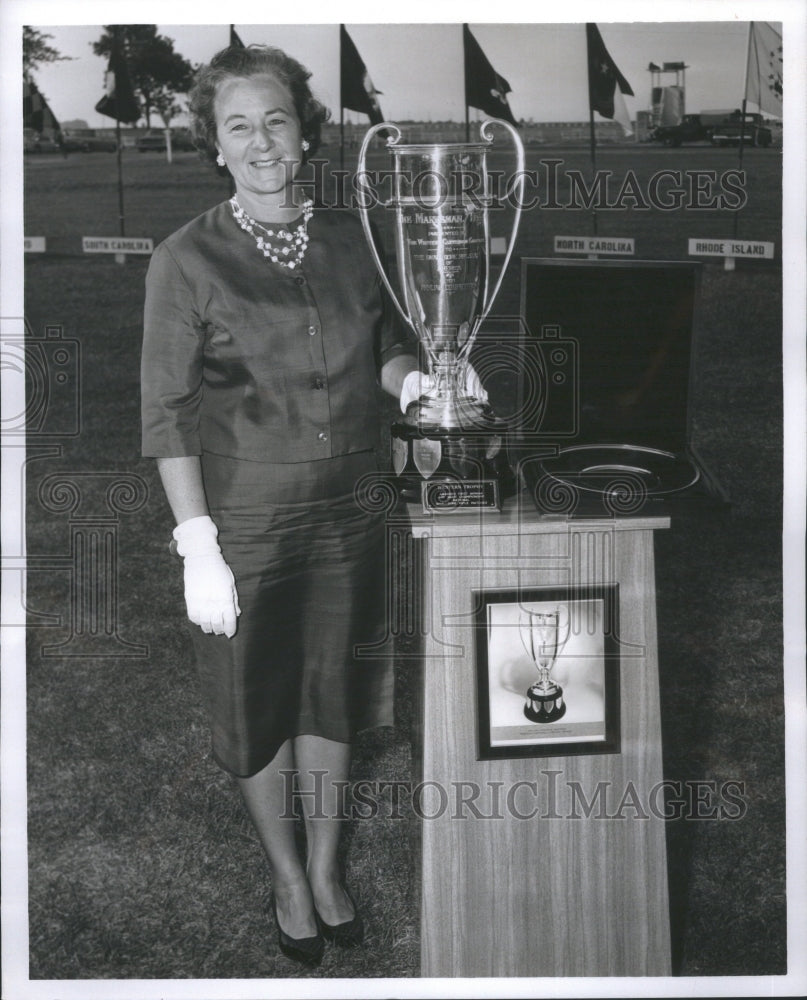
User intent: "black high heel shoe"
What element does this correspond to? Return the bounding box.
[271,896,325,966]
[314,887,364,947]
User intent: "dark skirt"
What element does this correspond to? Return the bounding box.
[190,449,393,777]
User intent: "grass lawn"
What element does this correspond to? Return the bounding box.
[19,142,786,980]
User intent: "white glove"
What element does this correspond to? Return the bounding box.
[173,515,241,638]
[463,364,488,404]
[399,365,488,414]
[400,370,429,413]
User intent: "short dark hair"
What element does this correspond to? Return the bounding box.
[188,44,331,167]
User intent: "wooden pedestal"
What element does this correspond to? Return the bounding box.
[409,496,671,977]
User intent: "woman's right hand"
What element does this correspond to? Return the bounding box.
[173,515,241,638]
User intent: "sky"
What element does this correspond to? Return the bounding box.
[20,18,771,130]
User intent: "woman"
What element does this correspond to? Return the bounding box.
[141,42,419,966]
[142,43,482,967]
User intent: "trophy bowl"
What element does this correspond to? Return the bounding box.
[358,120,525,511]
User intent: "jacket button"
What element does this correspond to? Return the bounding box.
[312,377,325,390]
[318,431,328,441]
[295,275,306,285]
[308,325,318,336]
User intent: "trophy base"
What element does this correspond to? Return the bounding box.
[524,684,566,724]
[391,415,515,511]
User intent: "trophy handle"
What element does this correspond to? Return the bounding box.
[468,118,526,345]
[357,122,413,332]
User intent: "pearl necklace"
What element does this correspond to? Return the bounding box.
[229,196,313,269]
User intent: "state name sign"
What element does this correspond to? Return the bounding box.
[554,236,635,256]
[82,237,154,255]
[24,237,46,253]
[687,239,774,260]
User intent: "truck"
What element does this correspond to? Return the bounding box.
[709,111,773,148]
[650,113,716,146]
[650,110,773,148]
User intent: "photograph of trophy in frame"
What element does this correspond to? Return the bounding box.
[474,585,621,759]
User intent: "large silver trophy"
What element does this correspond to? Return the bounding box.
[358,120,525,511]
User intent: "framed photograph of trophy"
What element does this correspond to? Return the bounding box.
[474,585,621,760]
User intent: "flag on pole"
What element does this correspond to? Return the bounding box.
[745,21,782,116]
[586,23,634,136]
[230,25,245,49]
[23,75,60,133]
[463,24,517,125]
[340,25,384,124]
[95,40,140,123]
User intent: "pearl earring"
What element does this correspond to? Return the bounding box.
[301,139,310,152]
[216,152,225,167]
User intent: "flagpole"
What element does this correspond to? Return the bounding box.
[113,26,127,259]
[732,22,755,241]
[589,109,598,236]
[339,26,345,173]
[463,25,470,142]
[116,117,124,237]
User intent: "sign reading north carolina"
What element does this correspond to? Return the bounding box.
[24,237,47,252]
[554,236,635,255]
[82,237,154,254]
[687,239,774,259]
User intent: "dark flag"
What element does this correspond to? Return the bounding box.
[463,24,517,126]
[230,25,245,49]
[340,25,384,124]
[95,39,140,123]
[23,76,60,133]
[586,23,634,135]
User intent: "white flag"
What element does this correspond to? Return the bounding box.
[746,21,783,117]
[613,87,634,137]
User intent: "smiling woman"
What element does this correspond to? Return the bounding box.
[213,76,304,211]
[140,43,420,969]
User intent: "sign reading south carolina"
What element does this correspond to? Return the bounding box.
[82,237,154,254]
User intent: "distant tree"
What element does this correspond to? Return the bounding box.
[92,25,195,128]
[153,95,184,130]
[23,26,71,75]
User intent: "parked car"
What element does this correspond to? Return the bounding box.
[79,135,119,152]
[710,112,773,148]
[650,110,773,148]
[23,129,60,153]
[650,114,714,147]
[136,130,167,152]
[136,128,197,152]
